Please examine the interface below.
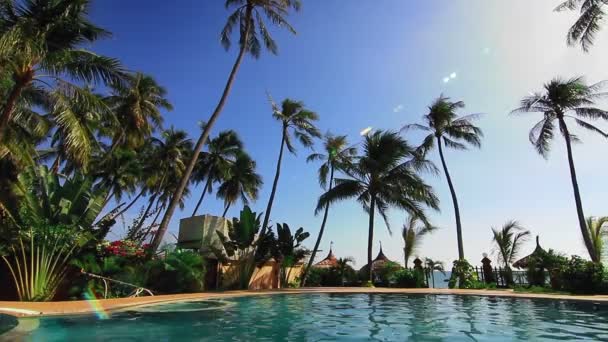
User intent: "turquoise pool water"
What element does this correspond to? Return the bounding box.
[4,294,608,341]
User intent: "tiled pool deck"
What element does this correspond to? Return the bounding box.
[1,287,607,317]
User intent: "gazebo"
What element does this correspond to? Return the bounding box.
[313,243,339,269]
[358,243,394,275]
[513,235,546,269]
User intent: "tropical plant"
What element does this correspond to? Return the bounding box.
[216,152,262,217]
[403,95,483,260]
[274,223,310,288]
[554,0,608,52]
[333,257,356,286]
[585,216,608,263]
[512,76,608,262]
[402,215,438,268]
[390,268,427,288]
[216,206,263,289]
[0,0,124,142]
[300,133,357,286]
[491,220,531,268]
[424,258,446,288]
[316,130,440,281]
[448,259,478,289]
[261,97,321,235]
[146,249,205,293]
[191,130,243,217]
[153,0,302,251]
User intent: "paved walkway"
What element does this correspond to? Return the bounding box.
[1,287,608,317]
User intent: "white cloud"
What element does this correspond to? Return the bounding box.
[393,104,404,113]
[360,127,373,136]
[450,72,457,79]
[443,77,450,83]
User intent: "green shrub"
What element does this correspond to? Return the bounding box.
[448,259,478,289]
[146,250,205,294]
[373,261,402,287]
[558,256,603,294]
[390,268,427,288]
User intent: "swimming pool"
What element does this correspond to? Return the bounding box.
[3,293,608,341]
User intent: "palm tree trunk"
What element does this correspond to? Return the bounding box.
[431,271,435,288]
[0,73,32,142]
[300,166,335,287]
[111,189,145,219]
[151,6,254,251]
[367,195,376,282]
[222,203,231,217]
[261,125,287,235]
[558,119,595,261]
[191,177,212,217]
[437,136,465,260]
[404,249,408,269]
[51,155,61,174]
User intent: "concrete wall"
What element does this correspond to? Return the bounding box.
[218,260,304,290]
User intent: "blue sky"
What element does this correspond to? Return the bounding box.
[91,1,608,268]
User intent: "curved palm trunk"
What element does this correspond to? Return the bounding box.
[404,249,408,269]
[111,188,144,218]
[51,155,62,174]
[367,196,376,282]
[191,177,212,217]
[437,136,465,260]
[222,203,231,217]
[300,166,334,287]
[558,119,595,261]
[261,126,287,235]
[151,7,254,251]
[0,73,32,142]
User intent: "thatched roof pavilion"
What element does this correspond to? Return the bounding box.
[513,235,546,269]
[314,245,339,269]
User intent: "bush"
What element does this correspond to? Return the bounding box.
[304,266,356,287]
[373,261,402,287]
[390,268,426,288]
[558,256,603,294]
[448,259,478,289]
[146,250,205,294]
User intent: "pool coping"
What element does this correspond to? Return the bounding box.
[1,287,608,318]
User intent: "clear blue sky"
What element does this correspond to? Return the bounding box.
[91,1,608,268]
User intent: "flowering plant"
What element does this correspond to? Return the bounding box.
[100,240,151,259]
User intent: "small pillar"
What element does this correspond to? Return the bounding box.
[481,255,495,283]
[413,258,423,272]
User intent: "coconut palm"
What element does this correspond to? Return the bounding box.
[191,130,243,217]
[153,0,301,251]
[334,257,355,286]
[261,97,321,235]
[491,220,530,268]
[403,95,483,260]
[402,215,438,268]
[585,216,608,263]
[316,130,440,281]
[424,258,445,288]
[0,0,124,142]
[216,152,262,217]
[554,0,608,52]
[512,76,608,262]
[105,73,172,149]
[300,134,357,286]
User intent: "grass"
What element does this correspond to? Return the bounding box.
[513,285,571,295]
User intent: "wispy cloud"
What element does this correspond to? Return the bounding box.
[393,104,404,113]
[442,71,458,84]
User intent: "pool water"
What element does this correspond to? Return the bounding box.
[4,294,608,341]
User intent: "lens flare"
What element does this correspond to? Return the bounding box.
[360,127,372,136]
[84,287,110,320]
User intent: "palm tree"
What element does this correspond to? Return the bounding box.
[554,0,608,52]
[106,73,172,149]
[491,220,530,268]
[424,258,445,288]
[191,130,243,217]
[402,215,438,268]
[316,130,440,281]
[334,257,355,286]
[403,95,483,260]
[585,216,608,263]
[300,134,357,286]
[512,76,608,262]
[0,0,124,142]
[152,0,301,251]
[216,152,262,217]
[261,97,321,235]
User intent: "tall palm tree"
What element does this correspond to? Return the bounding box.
[105,73,172,149]
[512,76,608,262]
[191,129,243,217]
[403,95,483,260]
[216,152,262,217]
[300,134,357,286]
[152,0,301,251]
[491,220,530,268]
[316,130,440,281]
[0,0,124,142]
[554,0,608,52]
[424,258,445,288]
[585,216,608,263]
[261,97,321,235]
[402,215,438,268]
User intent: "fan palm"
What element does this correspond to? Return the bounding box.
[424,258,445,288]
[585,216,608,263]
[402,215,438,268]
[191,129,243,216]
[0,0,124,142]
[491,220,530,268]
[300,133,357,286]
[261,97,321,234]
[403,95,483,260]
[512,76,608,262]
[153,0,301,251]
[554,0,608,52]
[106,73,172,149]
[316,130,440,281]
[216,152,262,217]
